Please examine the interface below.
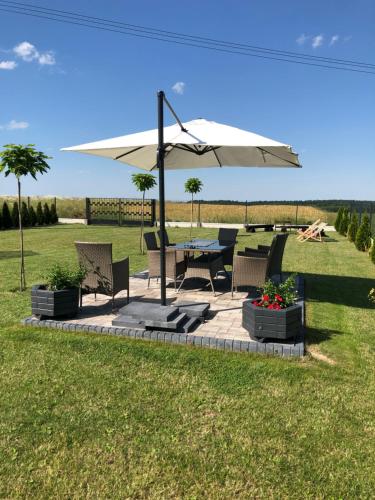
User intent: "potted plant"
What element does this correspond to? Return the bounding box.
[31,264,86,319]
[242,275,302,342]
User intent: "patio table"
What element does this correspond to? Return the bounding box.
[171,239,235,295]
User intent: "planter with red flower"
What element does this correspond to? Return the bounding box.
[242,275,302,342]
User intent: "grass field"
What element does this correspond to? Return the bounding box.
[1,225,375,497]
[0,196,337,224]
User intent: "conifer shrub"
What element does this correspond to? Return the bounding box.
[0,211,2,230]
[50,203,58,224]
[29,205,37,226]
[21,202,30,227]
[355,213,372,251]
[339,208,350,235]
[43,203,51,225]
[347,211,359,242]
[2,202,12,229]
[36,202,44,225]
[370,238,375,265]
[11,202,19,228]
[334,207,343,232]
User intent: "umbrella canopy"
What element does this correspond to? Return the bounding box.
[62,118,301,170]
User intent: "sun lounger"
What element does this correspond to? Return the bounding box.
[299,222,328,242]
[296,219,320,241]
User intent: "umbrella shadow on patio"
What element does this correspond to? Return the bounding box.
[303,272,375,309]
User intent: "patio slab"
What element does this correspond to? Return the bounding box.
[22,273,305,357]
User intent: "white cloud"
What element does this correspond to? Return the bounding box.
[296,34,309,45]
[13,41,56,65]
[0,120,29,130]
[172,81,186,95]
[329,35,339,46]
[312,34,324,49]
[0,60,17,70]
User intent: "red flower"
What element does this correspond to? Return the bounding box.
[275,294,283,302]
[273,303,281,310]
[262,294,270,302]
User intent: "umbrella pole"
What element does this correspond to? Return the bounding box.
[157,90,167,306]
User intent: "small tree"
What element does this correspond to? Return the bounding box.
[339,208,350,236]
[347,211,359,242]
[21,202,30,227]
[50,203,58,224]
[334,207,344,232]
[131,173,157,254]
[370,238,375,265]
[36,201,44,225]
[355,213,372,252]
[0,144,50,290]
[43,203,51,225]
[2,202,12,229]
[29,205,37,227]
[12,201,19,228]
[184,177,203,238]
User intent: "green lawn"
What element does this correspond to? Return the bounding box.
[0,225,375,498]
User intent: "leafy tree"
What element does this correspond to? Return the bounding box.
[21,202,30,227]
[43,203,51,225]
[0,144,50,290]
[36,202,44,225]
[355,213,372,252]
[50,203,58,224]
[339,208,350,235]
[29,205,37,227]
[334,207,344,232]
[2,202,12,229]
[11,202,19,228]
[131,173,157,254]
[347,211,359,242]
[184,177,203,238]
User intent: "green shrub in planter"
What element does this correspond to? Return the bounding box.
[44,263,87,291]
[43,203,51,225]
[36,202,44,225]
[11,202,19,228]
[334,207,344,232]
[29,205,37,226]
[339,208,350,236]
[347,211,359,242]
[21,202,30,227]
[50,203,58,224]
[2,202,12,229]
[355,213,372,251]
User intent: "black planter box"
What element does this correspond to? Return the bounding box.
[243,299,302,341]
[31,284,79,319]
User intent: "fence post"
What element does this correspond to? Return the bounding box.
[151,199,156,226]
[85,198,91,225]
[244,200,248,224]
[197,200,201,227]
[118,199,122,226]
[295,204,299,225]
[27,196,30,210]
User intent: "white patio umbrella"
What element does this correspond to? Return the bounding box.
[62,91,301,305]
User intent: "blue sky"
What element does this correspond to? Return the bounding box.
[0,0,374,201]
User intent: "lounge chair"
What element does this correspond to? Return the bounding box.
[300,222,327,243]
[75,242,129,309]
[296,219,320,241]
[144,232,186,290]
[231,233,288,296]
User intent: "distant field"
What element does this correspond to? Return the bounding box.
[0,196,337,224]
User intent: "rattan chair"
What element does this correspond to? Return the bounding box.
[157,229,173,246]
[217,227,238,268]
[75,242,129,308]
[144,232,186,290]
[231,233,288,296]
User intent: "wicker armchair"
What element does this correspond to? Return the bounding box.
[144,232,186,290]
[218,228,238,268]
[231,233,288,296]
[157,229,173,246]
[75,242,129,308]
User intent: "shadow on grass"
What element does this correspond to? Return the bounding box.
[303,272,375,309]
[304,325,343,345]
[0,251,39,259]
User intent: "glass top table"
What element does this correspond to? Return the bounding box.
[172,239,234,253]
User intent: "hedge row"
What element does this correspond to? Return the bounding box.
[0,201,58,230]
[335,207,375,264]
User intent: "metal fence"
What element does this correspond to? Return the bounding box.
[86,197,156,226]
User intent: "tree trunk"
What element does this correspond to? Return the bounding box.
[17,178,26,291]
[190,193,194,239]
[140,192,145,254]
